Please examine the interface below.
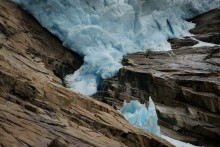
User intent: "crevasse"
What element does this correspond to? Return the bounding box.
[14,0,220,95]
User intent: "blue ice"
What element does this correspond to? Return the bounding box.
[120,98,199,146]
[14,0,220,95]
[120,97,160,136]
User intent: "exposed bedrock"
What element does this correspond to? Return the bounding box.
[97,7,220,147]
[189,8,220,35]
[0,1,173,147]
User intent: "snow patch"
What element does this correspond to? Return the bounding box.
[162,135,197,147]
[192,37,220,47]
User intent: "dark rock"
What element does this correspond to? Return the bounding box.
[189,8,220,34]
[119,46,220,113]
[194,33,220,45]
[168,37,198,49]
[96,7,220,147]
[48,138,68,147]
[98,47,220,147]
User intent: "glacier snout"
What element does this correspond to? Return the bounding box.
[14,0,220,95]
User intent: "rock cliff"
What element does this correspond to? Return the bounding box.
[97,8,220,147]
[0,0,173,147]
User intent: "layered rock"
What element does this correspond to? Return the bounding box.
[0,0,173,147]
[96,7,220,147]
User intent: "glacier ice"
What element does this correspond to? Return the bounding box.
[14,0,220,95]
[120,97,160,136]
[120,98,198,146]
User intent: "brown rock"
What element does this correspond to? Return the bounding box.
[0,0,172,147]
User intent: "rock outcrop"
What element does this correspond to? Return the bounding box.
[96,7,220,147]
[0,1,173,147]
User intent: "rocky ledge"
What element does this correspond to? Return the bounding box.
[97,8,220,147]
[0,0,173,147]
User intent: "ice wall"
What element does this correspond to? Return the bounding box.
[120,97,160,136]
[14,0,220,95]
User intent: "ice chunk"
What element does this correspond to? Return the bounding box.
[120,97,161,136]
[120,98,198,146]
[14,0,220,95]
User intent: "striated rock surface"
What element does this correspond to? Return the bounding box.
[96,7,220,147]
[0,0,173,147]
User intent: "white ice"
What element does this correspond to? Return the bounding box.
[14,0,220,95]
[162,135,197,147]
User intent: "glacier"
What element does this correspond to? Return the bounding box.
[120,97,160,136]
[14,0,220,95]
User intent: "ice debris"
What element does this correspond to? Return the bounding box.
[120,97,160,136]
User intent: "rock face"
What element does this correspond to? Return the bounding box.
[190,8,220,45]
[97,7,220,147]
[0,1,173,147]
